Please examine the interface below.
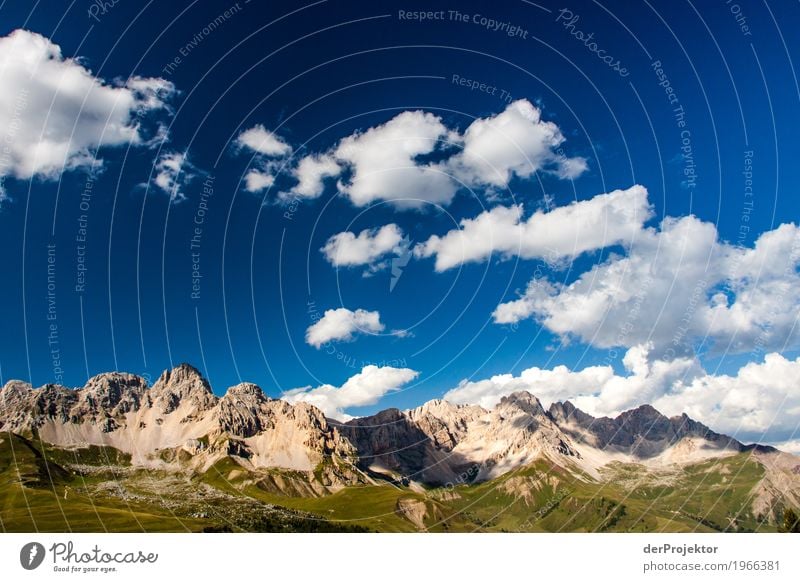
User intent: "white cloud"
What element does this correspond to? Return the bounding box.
[415,185,651,271]
[333,110,458,208]
[321,224,407,271]
[305,307,384,348]
[446,363,615,411]
[771,439,800,455]
[283,364,419,421]
[447,99,587,186]
[0,29,174,184]
[652,352,800,440]
[243,169,274,193]
[236,124,291,157]
[444,344,800,442]
[704,223,800,353]
[493,207,800,356]
[445,342,699,416]
[152,151,194,203]
[280,154,340,200]
[280,99,586,209]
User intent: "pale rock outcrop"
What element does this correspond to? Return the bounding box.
[1,367,795,510]
[0,365,358,488]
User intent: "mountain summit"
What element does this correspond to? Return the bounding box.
[1,365,798,531]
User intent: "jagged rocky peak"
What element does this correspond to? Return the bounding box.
[549,399,751,458]
[149,363,217,413]
[342,407,405,429]
[1,379,32,392]
[153,363,212,391]
[217,382,271,438]
[284,399,335,430]
[615,404,685,444]
[0,381,76,432]
[496,391,547,417]
[0,380,33,403]
[80,372,148,413]
[408,398,484,419]
[223,382,269,402]
[0,380,34,431]
[547,400,595,424]
[617,403,666,424]
[33,383,77,406]
[410,398,453,414]
[84,371,148,394]
[405,399,484,451]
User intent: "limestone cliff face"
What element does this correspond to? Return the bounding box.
[0,366,784,494]
[0,364,358,490]
[547,400,766,457]
[342,391,770,485]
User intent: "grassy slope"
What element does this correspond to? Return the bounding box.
[0,433,209,532]
[201,458,426,532]
[0,433,778,533]
[440,455,772,533]
[202,455,772,533]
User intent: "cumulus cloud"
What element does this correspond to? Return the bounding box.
[445,344,800,442]
[652,352,800,441]
[321,224,408,274]
[415,185,651,271]
[445,343,699,414]
[236,124,291,157]
[234,125,293,194]
[0,29,174,185]
[446,99,587,186]
[493,205,800,356]
[283,364,419,421]
[152,151,195,202]
[333,110,458,208]
[272,99,586,209]
[305,307,384,348]
[243,169,275,193]
[280,154,340,200]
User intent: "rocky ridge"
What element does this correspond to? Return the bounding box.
[0,364,791,494]
[0,364,361,493]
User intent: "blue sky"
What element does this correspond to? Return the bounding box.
[1,0,799,444]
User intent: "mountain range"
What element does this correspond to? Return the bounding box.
[1,363,799,532]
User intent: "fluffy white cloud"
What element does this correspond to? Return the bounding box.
[235,125,293,194]
[243,169,274,193]
[445,344,800,442]
[333,110,457,208]
[283,365,419,421]
[0,29,174,184]
[652,352,800,440]
[305,307,384,348]
[445,343,699,415]
[493,207,800,356]
[415,185,651,271]
[236,124,291,157]
[152,151,194,203]
[280,99,586,209]
[321,224,407,272]
[280,154,340,200]
[446,99,587,186]
[703,223,800,352]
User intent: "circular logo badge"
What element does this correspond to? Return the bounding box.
[20,542,46,570]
